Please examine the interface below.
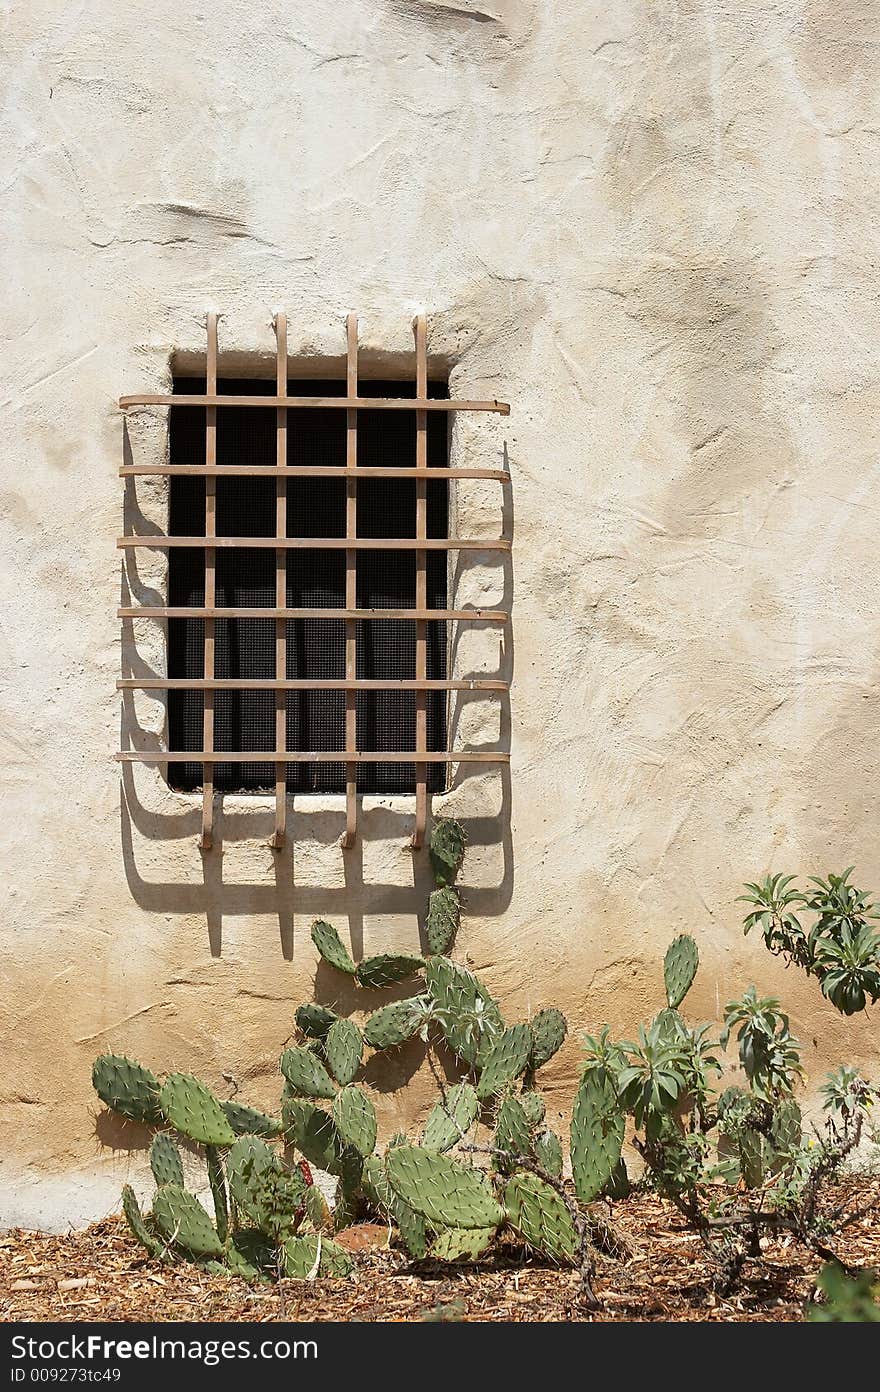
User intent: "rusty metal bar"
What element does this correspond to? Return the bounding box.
[270,312,288,849]
[411,314,429,849]
[342,314,358,848]
[200,313,218,850]
[119,750,508,765]
[120,394,509,414]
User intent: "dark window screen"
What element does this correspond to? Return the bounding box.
[167,377,449,795]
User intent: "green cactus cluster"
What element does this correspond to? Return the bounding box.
[93,817,583,1279]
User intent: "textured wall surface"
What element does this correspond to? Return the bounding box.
[2,0,879,1229]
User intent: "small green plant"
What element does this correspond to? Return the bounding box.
[808,1263,880,1322]
[583,931,879,1293]
[739,868,880,1014]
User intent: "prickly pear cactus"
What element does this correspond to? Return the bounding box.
[324,1018,363,1086]
[424,956,501,1065]
[738,1127,767,1189]
[121,1185,164,1259]
[519,1090,546,1129]
[529,1007,568,1069]
[160,1074,237,1148]
[770,1098,802,1156]
[221,1101,282,1139]
[476,1023,533,1100]
[494,1095,532,1163]
[663,934,699,1009]
[429,817,466,887]
[385,1146,503,1230]
[295,1002,338,1039]
[282,1100,345,1175]
[432,1226,496,1261]
[332,1086,377,1158]
[363,997,425,1049]
[227,1136,280,1226]
[503,1172,577,1264]
[534,1128,564,1178]
[426,886,460,956]
[311,919,357,975]
[422,1082,479,1153]
[280,1046,337,1100]
[152,1185,224,1259]
[205,1145,229,1243]
[149,1133,184,1189]
[92,1054,162,1125]
[570,1072,624,1203]
[283,1234,353,1279]
[355,954,424,989]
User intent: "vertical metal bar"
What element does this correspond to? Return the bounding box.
[269,312,288,848]
[341,313,358,847]
[411,313,428,849]
[199,312,218,850]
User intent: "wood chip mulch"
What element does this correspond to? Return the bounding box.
[2,1190,878,1323]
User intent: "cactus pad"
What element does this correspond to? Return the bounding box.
[535,1128,564,1178]
[363,996,425,1049]
[121,1185,164,1258]
[570,1072,624,1203]
[425,956,486,1064]
[282,1233,353,1279]
[280,1046,337,1100]
[385,1146,503,1230]
[663,934,699,1009]
[92,1054,162,1125]
[355,953,425,989]
[324,1018,363,1086]
[332,1086,377,1158]
[149,1133,184,1189]
[311,919,357,975]
[295,1002,338,1039]
[393,1197,429,1258]
[159,1074,236,1147]
[283,1100,345,1174]
[503,1172,577,1264]
[221,1101,282,1139]
[205,1145,229,1243]
[432,1225,496,1262]
[227,1135,280,1225]
[529,1007,568,1069]
[519,1090,546,1129]
[426,886,460,956]
[476,1023,533,1099]
[422,1082,479,1152]
[152,1185,224,1258]
[429,817,466,887]
[494,1095,532,1162]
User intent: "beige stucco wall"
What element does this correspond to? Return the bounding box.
[2,0,879,1230]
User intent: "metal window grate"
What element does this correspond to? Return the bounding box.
[117,312,511,850]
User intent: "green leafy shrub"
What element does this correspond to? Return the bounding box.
[739,868,880,1014]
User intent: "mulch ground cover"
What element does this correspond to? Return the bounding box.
[2,1190,878,1323]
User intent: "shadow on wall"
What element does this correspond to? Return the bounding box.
[117,429,515,961]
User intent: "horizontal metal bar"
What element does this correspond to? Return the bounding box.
[117,749,509,764]
[119,607,508,622]
[118,536,510,551]
[119,394,509,415]
[118,677,507,691]
[120,465,510,481]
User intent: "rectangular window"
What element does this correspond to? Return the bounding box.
[166,377,450,795]
[117,308,511,851]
